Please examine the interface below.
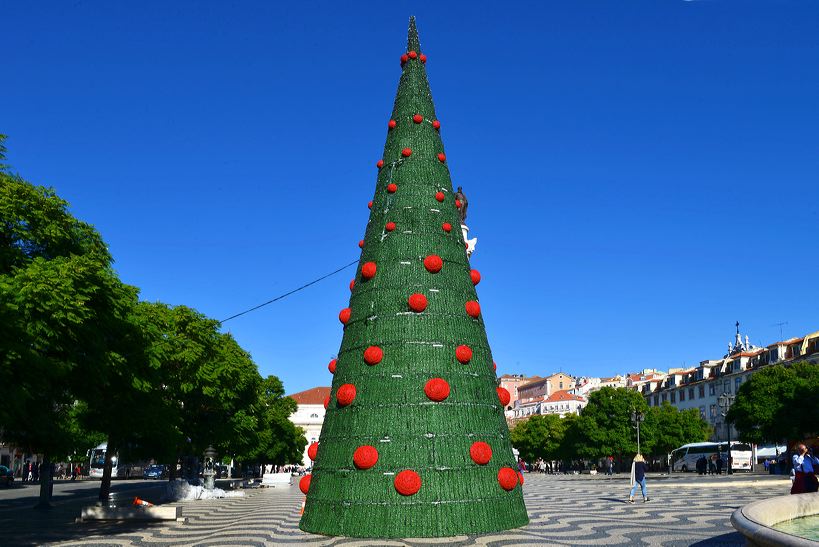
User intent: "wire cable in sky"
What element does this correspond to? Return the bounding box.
[219,258,359,324]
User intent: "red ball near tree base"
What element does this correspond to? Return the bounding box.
[435,191,445,202]
[394,470,421,496]
[469,441,492,465]
[442,222,452,232]
[497,467,518,491]
[455,199,461,208]
[437,152,446,162]
[408,293,428,312]
[408,50,418,59]
[353,445,379,469]
[363,345,383,365]
[387,183,397,193]
[470,269,481,285]
[497,386,511,407]
[432,119,440,130]
[361,262,377,280]
[423,255,443,273]
[299,474,312,494]
[339,308,351,324]
[424,378,450,401]
[401,147,412,157]
[388,119,397,129]
[385,222,396,232]
[308,442,319,461]
[336,383,356,406]
[465,301,481,318]
[328,359,337,374]
[456,345,473,364]
[413,114,423,124]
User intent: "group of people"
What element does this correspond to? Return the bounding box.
[18,461,84,483]
[695,454,726,475]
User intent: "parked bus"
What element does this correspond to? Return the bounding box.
[671,442,753,472]
[88,443,146,479]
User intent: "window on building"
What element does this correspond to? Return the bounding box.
[679,390,685,402]
[710,404,717,418]
[723,380,730,394]
[699,406,706,419]
[670,392,676,403]
[662,393,667,402]
[699,385,705,398]
[653,395,659,406]
[688,388,695,400]
[735,377,742,391]
[709,384,715,396]
[310,413,319,418]
[559,382,563,389]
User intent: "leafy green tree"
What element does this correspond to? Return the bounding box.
[242,375,306,466]
[510,414,571,462]
[643,402,710,459]
[727,361,819,444]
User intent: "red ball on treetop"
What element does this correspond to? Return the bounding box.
[493,361,497,372]
[470,441,492,465]
[338,308,351,324]
[308,442,319,461]
[420,53,427,63]
[408,293,428,312]
[363,345,383,365]
[353,445,379,469]
[455,345,473,364]
[497,467,518,491]
[497,386,511,407]
[432,119,440,130]
[424,378,450,402]
[387,183,397,193]
[336,383,356,407]
[400,54,408,64]
[408,50,418,59]
[465,301,481,318]
[413,114,423,124]
[442,222,452,232]
[423,255,443,273]
[437,152,446,162]
[388,119,397,129]
[361,262,377,279]
[328,359,337,374]
[470,269,481,285]
[299,474,312,494]
[401,147,412,157]
[368,200,373,209]
[385,221,396,232]
[376,160,384,169]
[394,470,421,496]
[435,191,445,202]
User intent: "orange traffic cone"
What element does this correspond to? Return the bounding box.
[133,496,154,507]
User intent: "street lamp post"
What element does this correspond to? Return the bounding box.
[630,409,645,456]
[718,393,736,475]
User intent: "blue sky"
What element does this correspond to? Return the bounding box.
[4,1,818,394]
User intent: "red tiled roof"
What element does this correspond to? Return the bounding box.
[288,386,331,405]
[545,390,585,403]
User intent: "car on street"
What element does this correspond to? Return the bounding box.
[143,464,167,480]
[0,465,14,487]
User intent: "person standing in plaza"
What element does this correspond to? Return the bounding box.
[791,444,819,494]
[628,454,650,503]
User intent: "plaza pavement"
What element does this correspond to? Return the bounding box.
[6,473,793,546]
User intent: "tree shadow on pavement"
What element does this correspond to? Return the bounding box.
[689,531,746,546]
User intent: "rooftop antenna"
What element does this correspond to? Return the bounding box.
[772,321,788,341]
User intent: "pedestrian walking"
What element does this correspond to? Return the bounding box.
[791,444,819,494]
[716,456,723,475]
[628,454,650,503]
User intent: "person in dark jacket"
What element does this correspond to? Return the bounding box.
[628,454,650,503]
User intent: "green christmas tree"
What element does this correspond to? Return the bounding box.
[299,17,529,538]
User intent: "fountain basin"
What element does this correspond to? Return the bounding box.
[731,492,819,546]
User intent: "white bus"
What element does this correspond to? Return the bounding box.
[88,443,146,479]
[671,442,753,473]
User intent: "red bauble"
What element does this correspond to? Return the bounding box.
[361,262,377,280]
[385,222,396,232]
[470,269,481,285]
[400,54,408,64]
[437,152,446,162]
[435,191,445,202]
[493,361,497,372]
[387,183,397,193]
[408,293,428,312]
[432,119,440,130]
[328,359,337,374]
[465,301,481,318]
[349,279,355,291]
[308,442,319,461]
[469,441,492,465]
[455,199,462,208]
[363,345,383,365]
[497,467,518,491]
[299,474,312,494]
[336,383,356,407]
[353,445,379,469]
[423,255,443,273]
[424,378,450,402]
[455,344,473,364]
[401,147,412,157]
[408,50,418,59]
[442,222,452,232]
[394,470,421,496]
[358,240,364,249]
[518,471,525,486]
[388,119,397,129]
[497,387,511,407]
[376,160,384,168]
[368,200,373,209]
[338,308,351,324]
[413,114,423,124]
[420,53,427,63]
[323,396,329,409]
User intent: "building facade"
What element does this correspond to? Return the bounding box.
[287,386,330,466]
[498,374,541,411]
[507,390,587,422]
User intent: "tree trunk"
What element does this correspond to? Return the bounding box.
[97,438,114,503]
[34,453,52,509]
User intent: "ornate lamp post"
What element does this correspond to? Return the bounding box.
[203,445,217,490]
[631,409,645,456]
[718,393,735,475]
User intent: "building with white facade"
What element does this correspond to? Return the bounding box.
[507,390,587,422]
[287,386,330,466]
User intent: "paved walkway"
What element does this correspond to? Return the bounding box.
[21,474,793,546]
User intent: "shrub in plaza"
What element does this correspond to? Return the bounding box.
[298,18,528,538]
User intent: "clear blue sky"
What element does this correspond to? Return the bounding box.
[4,1,818,394]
